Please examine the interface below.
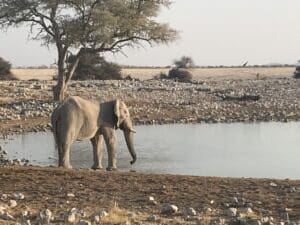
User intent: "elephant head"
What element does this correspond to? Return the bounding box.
[114,100,137,165]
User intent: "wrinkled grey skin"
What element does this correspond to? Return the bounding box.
[51,96,137,170]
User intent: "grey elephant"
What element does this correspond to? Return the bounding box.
[51,96,137,170]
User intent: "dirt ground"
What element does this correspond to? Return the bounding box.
[0,166,300,224]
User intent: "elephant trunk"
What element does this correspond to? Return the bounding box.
[124,130,137,164]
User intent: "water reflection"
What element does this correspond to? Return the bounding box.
[1,122,300,179]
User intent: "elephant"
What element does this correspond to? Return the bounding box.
[51,96,137,170]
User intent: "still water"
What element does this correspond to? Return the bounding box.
[1,122,300,179]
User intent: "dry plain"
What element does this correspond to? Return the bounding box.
[11,67,295,80]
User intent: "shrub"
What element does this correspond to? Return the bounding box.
[174,56,194,68]
[294,66,300,79]
[95,61,122,80]
[70,53,122,80]
[0,57,12,80]
[168,68,193,82]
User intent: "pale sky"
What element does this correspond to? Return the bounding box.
[0,0,300,67]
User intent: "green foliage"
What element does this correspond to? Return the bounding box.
[168,68,193,82]
[0,57,11,79]
[69,53,122,80]
[174,56,194,68]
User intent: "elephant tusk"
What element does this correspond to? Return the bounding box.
[130,128,137,133]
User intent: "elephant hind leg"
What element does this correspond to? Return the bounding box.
[60,143,72,169]
[58,145,63,166]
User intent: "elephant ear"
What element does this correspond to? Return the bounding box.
[114,99,120,128]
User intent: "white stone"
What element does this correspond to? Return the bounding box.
[13,192,25,200]
[227,208,237,217]
[0,207,5,216]
[79,210,87,218]
[149,196,155,201]
[67,193,75,198]
[67,213,76,223]
[99,210,109,218]
[206,207,212,213]
[184,207,197,216]
[233,197,239,203]
[39,209,52,224]
[21,211,29,218]
[161,203,178,214]
[149,196,157,205]
[9,200,17,208]
[77,220,91,225]
[1,194,8,200]
[147,215,158,222]
[70,208,79,214]
[254,220,262,225]
[0,212,14,220]
[214,218,226,225]
[261,217,271,223]
[246,207,253,214]
[270,182,278,187]
[24,220,31,225]
[93,215,100,223]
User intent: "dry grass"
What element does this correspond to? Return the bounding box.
[100,203,131,224]
[9,67,294,81]
[11,69,56,80]
[123,67,294,80]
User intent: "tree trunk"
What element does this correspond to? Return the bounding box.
[53,60,68,101]
[53,76,66,101]
[53,48,82,101]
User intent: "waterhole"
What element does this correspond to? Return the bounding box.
[1,122,300,178]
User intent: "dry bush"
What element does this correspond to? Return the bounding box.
[294,66,300,78]
[101,203,130,224]
[0,57,16,80]
[168,68,193,82]
[70,53,122,80]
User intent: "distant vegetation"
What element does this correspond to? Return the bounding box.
[0,57,13,80]
[165,56,194,82]
[174,56,195,68]
[168,68,193,82]
[294,62,300,79]
[69,53,122,80]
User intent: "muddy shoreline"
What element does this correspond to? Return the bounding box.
[1,75,300,224]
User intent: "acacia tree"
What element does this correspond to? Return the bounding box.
[174,56,194,68]
[0,0,178,101]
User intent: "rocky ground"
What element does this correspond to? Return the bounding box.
[0,76,299,136]
[0,75,300,224]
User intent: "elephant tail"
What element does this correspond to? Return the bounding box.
[51,109,60,149]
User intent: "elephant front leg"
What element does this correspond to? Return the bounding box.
[91,135,104,170]
[103,129,117,171]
